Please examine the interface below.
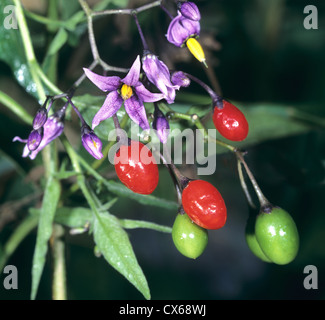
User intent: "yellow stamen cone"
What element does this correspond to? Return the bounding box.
[186,38,208,68]
[121,84,133,100]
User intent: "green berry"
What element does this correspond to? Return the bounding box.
[255,206,299,265]
[245,215,272,263]
[172,213,208,259]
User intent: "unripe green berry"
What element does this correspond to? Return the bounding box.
[245,215,272,263]
[172,213,208,259]
[255,206,299,265]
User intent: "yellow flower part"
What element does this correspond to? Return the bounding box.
[186,38,208,68]
[121,84,133,100]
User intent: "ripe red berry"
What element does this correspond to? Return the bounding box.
[114,140,159,195]
[212,100,249,141]
[181,180,227,230]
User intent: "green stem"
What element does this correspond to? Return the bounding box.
[0,91,33,125]
[236,151,270,208]
[51,224,67,300]
[0,215,39,272]
[13,0,46,102]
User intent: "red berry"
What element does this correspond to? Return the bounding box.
[212,100,249,141]
[181,180,227,230]
[114,140,159,195]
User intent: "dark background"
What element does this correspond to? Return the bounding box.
[0,0,324,300]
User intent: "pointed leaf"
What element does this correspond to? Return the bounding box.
[30,177,61,300]
[93,212,151,300]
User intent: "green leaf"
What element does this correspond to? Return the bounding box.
[93,212,151,300]
[0,1,37,98]
[47,28,68,56]
[102,180,178,210]
[31,177,61,300]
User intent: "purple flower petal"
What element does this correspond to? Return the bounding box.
[92,90,123,129]
[27,128,43,151]
[179,2,201,21]
[84,68,121,92]
[142,54,177,104]
[121,55,141,87]
[124,95,150,130]
[152,107,170,144]
[134,83,164,103]
[166,13,200,47]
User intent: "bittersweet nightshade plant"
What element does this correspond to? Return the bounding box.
[84,55,164,131]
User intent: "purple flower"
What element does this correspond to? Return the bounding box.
[152,105,170,144]
[13,113,64,160]
[171,71,191,88]
[142,53,179,104]
[84,55,164,131]
[166,12,200,47]
[81,124,103,160]
[179,2,201,21]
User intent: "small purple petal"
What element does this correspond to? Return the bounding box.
[32,107,47,130]
[40,115,64,148]
[124,95,150,130]
[81,125,103,160]
[121,55,141,87]
[27,128,43,151]
[152,107,170,144]
[171,71,191,87]
[13,136,27,143]
[179,2,201,21]
[92,90,123,129]
[134,83,164,103]
[142,54,177,104]
[84,68,121,92]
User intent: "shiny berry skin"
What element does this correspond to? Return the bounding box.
[212,100,249,141]
[172,213,208,259]
[255,207,299,265]
[245,214,272,263]
[114,140,159,195]
[181,180,227,230]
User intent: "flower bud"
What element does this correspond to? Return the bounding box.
[81,124,104,160]
[32,107,48,130]
[171,71,191,88]
[179,2,201,21]
[152,106,170,144]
